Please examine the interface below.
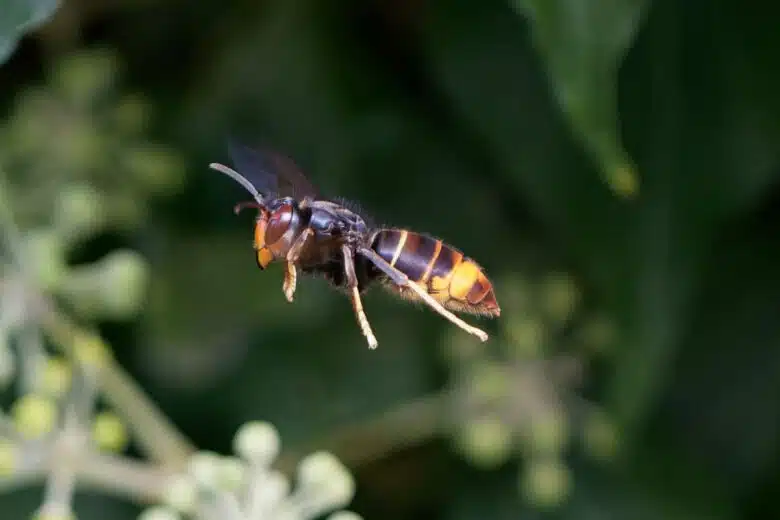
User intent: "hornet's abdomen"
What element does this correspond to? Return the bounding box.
[371,229,500,317]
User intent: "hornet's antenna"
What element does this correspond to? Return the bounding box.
[209,162,264,205]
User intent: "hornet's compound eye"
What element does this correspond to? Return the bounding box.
[265,202,295,245]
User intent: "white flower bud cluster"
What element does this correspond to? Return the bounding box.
[139,421,363,520]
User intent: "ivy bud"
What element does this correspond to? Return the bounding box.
[187,451,221,489]
[40,356,72,398]
[122,145,185,196]
[234,421,280,466]
[582,408,620,460]
[23,228,67,291]
[523,408,569,457]
[296,451,355,513]
[519,458,571,509]
[59,250,149,320]
[11,393,58,440]
[114,95,150,136]
[92,412,128,453]
[454,416,513,469]
[54,183,106,244]
[539,273,579,327]
[506,313,547,358]
[52,49,118,106]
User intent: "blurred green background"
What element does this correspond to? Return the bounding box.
[1,0,780,518]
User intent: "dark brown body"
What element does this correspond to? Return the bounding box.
[252,198,500,317]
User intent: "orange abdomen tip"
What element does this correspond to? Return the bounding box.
[451,260,500,316]
[477,287,500,317]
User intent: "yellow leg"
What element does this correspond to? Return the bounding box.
[350,286,378,349]
[342,245,379,349]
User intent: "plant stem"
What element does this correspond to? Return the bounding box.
[0,168,26,270]
[36,298,196,469]
[0,441,174,504]
[77,452,174,503]
[277,392,447,474]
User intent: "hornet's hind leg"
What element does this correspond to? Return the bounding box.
[342,245,379,349]
[356,246,489,342]
[283,227,314,302]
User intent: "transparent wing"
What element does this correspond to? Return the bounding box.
[227,139,320,199]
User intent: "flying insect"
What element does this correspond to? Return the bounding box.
[209,142,500,349]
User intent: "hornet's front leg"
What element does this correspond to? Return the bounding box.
[356,246,489,342]
[342,244,379,349]
[283,228,314,302]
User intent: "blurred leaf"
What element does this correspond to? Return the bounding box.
[419,0,780,448]
[0,0,60,65]
[652,200,780,496]
[510,0,649,197]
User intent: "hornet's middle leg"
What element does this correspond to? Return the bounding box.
[342,244,378,349]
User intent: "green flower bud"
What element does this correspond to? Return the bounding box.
[54,183,106,244]
[114,95,150,136]
[454,416,513,469]
[40,356,72,397]
[23,228,67,291]
[58,120,104,173]
[505,316,546,358]
[103,193,147,228]
[523,408,569,457]
[582,408,619,460]
[9,89,55,157]
[539,273,579,327]
[59,250,149,320]
[52,49,118,106]
[468,361,510,402]
[519,458,571,509]
[122,145,185,196]
[92,412,128,453]
[577,315,617,354]
[497,274,532,315]
[12,393,58,439]
[72,332,111,369]
[439,327,482,365]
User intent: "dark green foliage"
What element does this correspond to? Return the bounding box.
[2,0,780,518]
